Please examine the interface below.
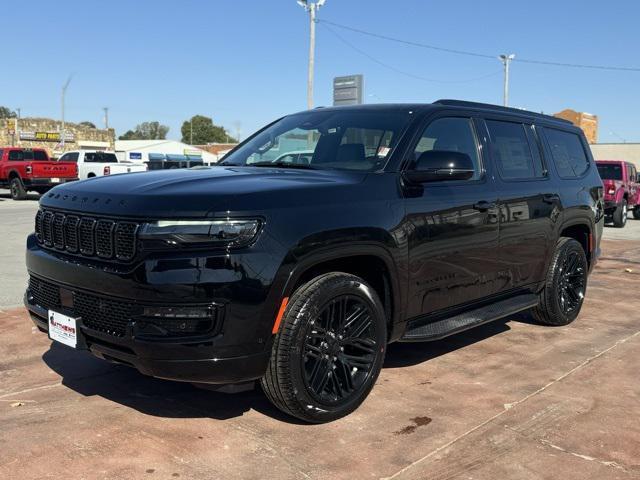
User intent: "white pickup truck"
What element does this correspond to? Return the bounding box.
[57,150,147,179]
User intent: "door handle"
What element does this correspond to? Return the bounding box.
[473,201,496,211]
[542,194,560,204]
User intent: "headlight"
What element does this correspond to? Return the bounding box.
[140,219,261,249]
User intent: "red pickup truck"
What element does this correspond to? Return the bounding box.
[596,160,640,227]
[0,147,78,200]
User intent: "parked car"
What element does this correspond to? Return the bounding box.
[0,147,78,200]
[595,160,640,226]
[146,153,204,170]
[273,150,314,165]
[57,150,147,180]
[25,100,603,423]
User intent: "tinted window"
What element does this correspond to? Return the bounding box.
[85,152,118,163]
[486,120,544,179]
[33,150,48,161]
[222,110,412,172]
[597,163,622,180]
[60,152,79,162]
[545,128,589,178]
[412,117,481,180]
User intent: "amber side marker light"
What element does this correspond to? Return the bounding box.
[272,297,290,334]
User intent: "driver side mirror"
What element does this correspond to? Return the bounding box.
[403,150,475,183]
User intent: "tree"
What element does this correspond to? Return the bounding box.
[119,121,169,140]
[79,121,97,128]
[180,115,236,145]
[0,106,17,119]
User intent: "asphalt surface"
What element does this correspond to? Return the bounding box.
[0,192,639,479]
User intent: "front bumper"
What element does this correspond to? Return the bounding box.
[25,233,288,384]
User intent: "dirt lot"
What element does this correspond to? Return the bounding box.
[1,196,639,479]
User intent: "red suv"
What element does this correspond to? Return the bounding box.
[596,160,640,227]
[0,148,78,200]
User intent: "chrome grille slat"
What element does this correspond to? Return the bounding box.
[35,209,139,262]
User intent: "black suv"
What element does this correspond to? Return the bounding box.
[25,100,604,423]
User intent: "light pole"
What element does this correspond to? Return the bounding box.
[499,54,515,107]
[297,0,326,110]
[103,107,109,129]
[61,75,72,149]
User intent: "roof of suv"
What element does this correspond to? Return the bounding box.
[307,99,572,127]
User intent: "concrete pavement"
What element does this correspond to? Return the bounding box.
[0,238,639,479]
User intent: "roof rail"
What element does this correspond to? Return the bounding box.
[433,99,573,124]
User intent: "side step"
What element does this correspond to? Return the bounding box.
[400,294,539,342]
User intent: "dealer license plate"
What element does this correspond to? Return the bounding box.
[50,178,60,183]
[48,310,77,348]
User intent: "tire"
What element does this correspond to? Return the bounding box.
[9,177,27,200]
[633,207,640,220]
[612,199,628,228]
[532,237,588,326]
[261,272,387,423]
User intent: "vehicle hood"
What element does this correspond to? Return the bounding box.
[39,166,369,218]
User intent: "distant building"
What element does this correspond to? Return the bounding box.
[0,117,114,157]
[553,109,598,144]
[196,143,238,160]
[115,139,219,165]
[590,143,640,169]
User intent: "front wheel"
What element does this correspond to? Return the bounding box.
[532,237,588,326]
[612,199,628,227]
[261,272,387,423]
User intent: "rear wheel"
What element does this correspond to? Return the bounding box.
[612,199,627,227]
[261,272,387,423]
[9,177,27,200]
[532,237,588,326]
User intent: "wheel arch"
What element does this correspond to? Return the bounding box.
[280,244,404,342]
[559,220,592,265]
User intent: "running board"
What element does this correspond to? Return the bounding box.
[400,294,539,342]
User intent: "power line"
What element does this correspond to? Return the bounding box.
[319,19,640,72]
[321,23,502,84]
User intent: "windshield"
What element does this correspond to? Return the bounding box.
[597,163,622,180]
[222,110,413,171]
[85,152,118,163]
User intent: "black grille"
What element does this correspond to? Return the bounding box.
[28,276,219,339]
[34,209,139,262]
[74,293,138,337]
[29,277,61,310]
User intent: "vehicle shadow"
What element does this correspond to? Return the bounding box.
[42,314,526,423]
[0,191,41,201]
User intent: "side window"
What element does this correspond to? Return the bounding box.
[58,153,69,162]
[412,117,481,180]
[486,120,544,180]
[544,128,589,178]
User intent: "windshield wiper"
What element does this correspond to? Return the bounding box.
[247,161,317,170]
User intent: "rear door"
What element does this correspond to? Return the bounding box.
[480,117,559,290]
[403,113,501,317]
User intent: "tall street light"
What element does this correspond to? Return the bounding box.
[499,54,515,107]
[297,0,326,110]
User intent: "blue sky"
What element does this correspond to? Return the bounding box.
[3,0,639,143]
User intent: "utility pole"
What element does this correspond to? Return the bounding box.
[499,54,515,107]
[103,107,109,129]
[16,108,21,146]
[297,0,326,110]
[190,118,193,145]
[61,75,72,149]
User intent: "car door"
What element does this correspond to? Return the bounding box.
[403,114,501,318]
[480,118,559,290]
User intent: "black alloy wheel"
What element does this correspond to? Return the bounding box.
[533,237,588,326]
[557,249,586,315]
[261,272,387,423]
[302,295,378,405]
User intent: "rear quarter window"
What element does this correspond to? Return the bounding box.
[544,128,590,178]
